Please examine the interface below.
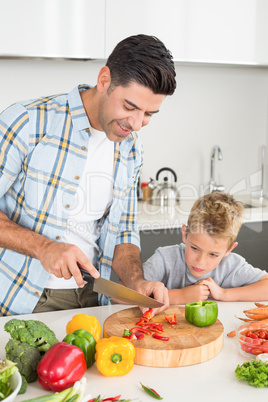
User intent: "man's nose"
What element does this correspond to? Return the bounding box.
[128,113,144,132]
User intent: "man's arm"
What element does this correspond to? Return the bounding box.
[0,210,99,286]
[112,243,169,314]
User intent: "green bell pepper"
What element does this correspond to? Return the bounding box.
[185,301,218,327]
[62,328,96,368]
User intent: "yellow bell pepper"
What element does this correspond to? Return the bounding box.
[66,314,101,342]
[95,336,135,376]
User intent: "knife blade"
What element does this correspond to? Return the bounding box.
[80,269,163,308]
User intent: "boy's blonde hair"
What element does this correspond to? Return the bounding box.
[187,192,244,247]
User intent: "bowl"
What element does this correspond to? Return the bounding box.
[236,321,268,358]
[3,370,22,402]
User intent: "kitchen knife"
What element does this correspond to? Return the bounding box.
[80,269,163,308]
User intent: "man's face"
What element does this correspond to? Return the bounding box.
[98,82,165,142]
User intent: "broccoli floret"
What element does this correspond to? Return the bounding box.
[18,375,28,395]
[5,339,41,383]
[4,319,58,353]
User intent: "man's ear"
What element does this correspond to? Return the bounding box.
[97,66,111,93]
[182,224,188,243]
[224,241,238,257]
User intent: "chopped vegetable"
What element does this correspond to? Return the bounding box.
[37,342,87,392]
[4,319,58,354]
[185,301,218,327]
[122,329,136,341]
[22,376,87,402]
[152,333,169,341]
[63,329,96,368]
[227,330,236,337]
[138,323,164,333]
[95,336,135,376]
[136,309,153,325]
[5,338,41,384]
[66,314,101,342]
[140,382,163,400]
[130,327,151,335]
[235,359,268,387]
[0,359,18,401]
[165,314,177,325]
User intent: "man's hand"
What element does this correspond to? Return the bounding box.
[38,239,100,287]
[135,278,169,316]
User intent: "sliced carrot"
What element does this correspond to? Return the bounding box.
[227,330,236,337]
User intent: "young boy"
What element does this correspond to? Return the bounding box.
[143,192,268,304]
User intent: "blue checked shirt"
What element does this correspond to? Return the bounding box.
[0,85,143,316]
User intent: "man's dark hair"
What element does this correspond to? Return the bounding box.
[106,34,176,96]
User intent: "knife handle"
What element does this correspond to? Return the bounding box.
[80,269,94,284]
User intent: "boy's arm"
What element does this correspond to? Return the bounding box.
[200,275,268,301]
[168,283,210,305]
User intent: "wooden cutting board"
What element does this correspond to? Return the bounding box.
[103,306,224,367]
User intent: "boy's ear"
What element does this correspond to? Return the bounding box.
[224,241,238,257]
[182,224,188,243]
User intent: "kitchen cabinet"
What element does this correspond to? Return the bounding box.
[140,221,268,271]
[106,0,268,65]
[0,0,105,59]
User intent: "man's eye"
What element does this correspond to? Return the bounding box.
[124,105,134,111]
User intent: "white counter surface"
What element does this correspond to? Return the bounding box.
[138,195,268,231]
[1,301,268,401]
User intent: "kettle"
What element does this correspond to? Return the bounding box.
[149,167,180,206]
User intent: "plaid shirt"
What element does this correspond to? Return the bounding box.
[0,85,143,316]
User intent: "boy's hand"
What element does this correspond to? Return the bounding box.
[178,282,210,302]
[196,278,224,300]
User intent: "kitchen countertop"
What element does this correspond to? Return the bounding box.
[1,301,267,401]
[138,194,268,231]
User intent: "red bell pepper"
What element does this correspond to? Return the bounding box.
[136,309,153,325]
[152,333,170,341]
[37,342,87,392]
[165,313,177,325]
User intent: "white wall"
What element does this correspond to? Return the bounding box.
[0,58,267,199]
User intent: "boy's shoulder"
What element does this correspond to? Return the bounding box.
[222,251,246,265]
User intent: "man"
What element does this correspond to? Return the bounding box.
[0,34,176,316]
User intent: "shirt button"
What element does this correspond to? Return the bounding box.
[65,204,70,209]
[75,176,80,180]
[34,291,39,296]
[81,145,86,150]
[56,236,61,240]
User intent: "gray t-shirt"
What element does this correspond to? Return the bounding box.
[143,243,267,289]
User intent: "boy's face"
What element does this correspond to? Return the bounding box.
[182,224,237,278]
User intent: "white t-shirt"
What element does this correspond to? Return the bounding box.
[45,128,114,289]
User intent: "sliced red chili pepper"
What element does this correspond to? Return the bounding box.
[140,382,163,400]
[102,395,121,401]
[165,313,177,325]
[152,333,169,341]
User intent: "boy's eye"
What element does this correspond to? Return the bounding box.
[191,246,198,251]
[210,253,219,258]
